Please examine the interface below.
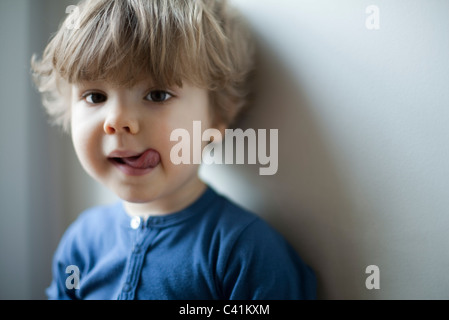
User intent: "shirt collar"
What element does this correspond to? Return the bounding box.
[117,186,217,229]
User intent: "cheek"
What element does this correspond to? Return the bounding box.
[71,113,104,173]
[153,122,201,178]
[159,117,214,169]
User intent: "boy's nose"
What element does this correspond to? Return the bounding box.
[103,111,139,135]
[104,121,139,135]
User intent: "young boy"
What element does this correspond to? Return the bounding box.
[32,0,316,300]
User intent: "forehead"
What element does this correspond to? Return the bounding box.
[72,76,164,90]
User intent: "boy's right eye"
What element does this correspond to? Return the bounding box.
[83,92,107,104]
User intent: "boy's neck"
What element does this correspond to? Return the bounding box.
[122,178,207,220]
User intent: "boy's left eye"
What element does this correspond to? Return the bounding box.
[145,90,173,103]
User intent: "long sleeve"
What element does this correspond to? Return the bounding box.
[220,219,316,300]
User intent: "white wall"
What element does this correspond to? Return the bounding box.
[1,0,448,299]
[203,0,449,299]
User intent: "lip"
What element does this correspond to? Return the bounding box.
[108,150,146,158]
[109,159,156,176]
[107,149,160,177]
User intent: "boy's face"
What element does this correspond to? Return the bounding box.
[70,79,216,215]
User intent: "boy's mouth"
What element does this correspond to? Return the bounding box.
[108,149,161,172]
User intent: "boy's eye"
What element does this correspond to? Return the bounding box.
[146,90,172,103]
[84,93,107,104]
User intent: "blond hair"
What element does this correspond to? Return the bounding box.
[31,0,255,131]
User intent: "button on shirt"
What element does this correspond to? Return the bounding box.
[130,216,141,230]
[47,186,316,300]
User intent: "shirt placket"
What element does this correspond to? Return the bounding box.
[117,216,158,300]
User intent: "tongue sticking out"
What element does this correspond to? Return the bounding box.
[121,149,161,169]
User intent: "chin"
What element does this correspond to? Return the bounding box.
[115,189,159,204]
[119,193,153,204]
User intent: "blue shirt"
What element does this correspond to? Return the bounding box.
[47,186,316,300]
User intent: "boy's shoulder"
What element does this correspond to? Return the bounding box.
[209,189,259,227]
[69,201,124,232]
[197,187,268,232]
[58,202,125,251]
[202,187,291,250]
[205,188,317,299]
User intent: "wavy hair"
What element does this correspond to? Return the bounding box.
[31,0,255,131]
